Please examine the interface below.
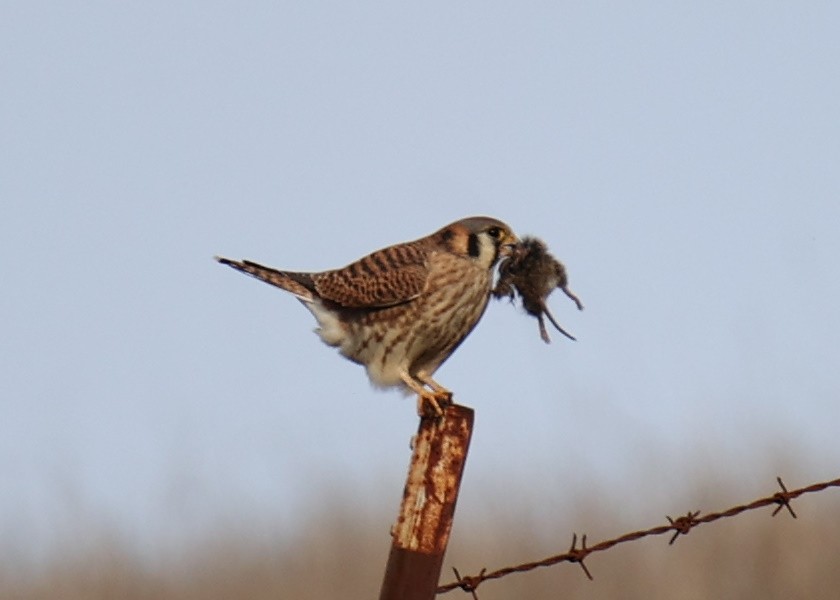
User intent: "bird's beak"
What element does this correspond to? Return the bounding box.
[499,232,520,257]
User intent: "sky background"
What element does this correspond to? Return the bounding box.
[2,2,839,565]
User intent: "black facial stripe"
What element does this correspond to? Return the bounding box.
[467,233,481,258]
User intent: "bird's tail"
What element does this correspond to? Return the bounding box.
[215,256,315,301]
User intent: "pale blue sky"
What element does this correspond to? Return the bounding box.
[2,2,839,562]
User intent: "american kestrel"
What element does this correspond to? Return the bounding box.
[493,236,584,344]
[216,216,518,415]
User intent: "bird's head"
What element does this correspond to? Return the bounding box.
[438,216,519,269]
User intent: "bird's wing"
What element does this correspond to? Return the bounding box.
[313,242,431,308]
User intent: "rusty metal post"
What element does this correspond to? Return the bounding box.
[379,404,474,600]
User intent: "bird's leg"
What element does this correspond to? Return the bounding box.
[415,372,451,395]
[415,370,454,414]
[399,370,446,417]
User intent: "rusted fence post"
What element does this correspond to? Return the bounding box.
[379,404,474,600]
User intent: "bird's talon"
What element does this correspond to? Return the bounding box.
[418,396,443,419]
[416,390,453,418]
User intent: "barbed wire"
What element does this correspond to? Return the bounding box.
[436,475,840,597]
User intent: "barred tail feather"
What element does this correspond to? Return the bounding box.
[215,256,315,301]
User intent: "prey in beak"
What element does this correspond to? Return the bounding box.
[493,236,583,343]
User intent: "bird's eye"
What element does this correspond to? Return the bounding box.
[487,227,502,239]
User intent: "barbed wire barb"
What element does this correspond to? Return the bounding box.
[437,475,840,596]
[772,476,797,518]
[567,533,594,580]
[666,510,700,545]
[451,567,483,600]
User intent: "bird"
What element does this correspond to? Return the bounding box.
[493,236,584,344]
[216,216,518,416]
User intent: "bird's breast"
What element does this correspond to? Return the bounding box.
[332,254,493,387]
[226,218,514,395]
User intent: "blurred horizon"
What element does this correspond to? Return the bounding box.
[2,471,839,599]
